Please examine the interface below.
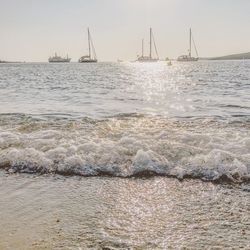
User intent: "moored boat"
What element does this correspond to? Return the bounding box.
[79,28,98,63]
[177,28,199,62]
[137,28,159,62]
[48,53,71,63]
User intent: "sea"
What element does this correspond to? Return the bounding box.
[0,61,249,249]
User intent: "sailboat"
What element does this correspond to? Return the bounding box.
[137,28,159,62]
[177,28,198,62]
[79,28,98,63]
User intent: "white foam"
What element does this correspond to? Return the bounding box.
[0,132,20,149]
[0,117,249,183]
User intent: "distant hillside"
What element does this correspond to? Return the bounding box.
[211,52,250,60]
[0,60,25,63]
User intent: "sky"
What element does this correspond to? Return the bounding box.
[0,0,250,62]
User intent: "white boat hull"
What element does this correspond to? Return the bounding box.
[79,58,98,63]
[177,56,198,62]
[137,56,158,63]
[49,59,71,63]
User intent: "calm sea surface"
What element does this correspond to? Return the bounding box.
[0,61,249,249]
[0,61,249,118]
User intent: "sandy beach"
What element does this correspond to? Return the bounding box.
[0,172,249,249]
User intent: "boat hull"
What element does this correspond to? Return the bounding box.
[138,59,159,63]
[78,55,98,63]
[177,57,198,62]
[137,57,159,63]
[79,59,98,63]
[48,60,71,63]
[48,54,71,63]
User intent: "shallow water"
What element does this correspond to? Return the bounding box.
[0,61,250,183]
[0,173,249,249]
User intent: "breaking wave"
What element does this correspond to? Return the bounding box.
[0,114,250,184]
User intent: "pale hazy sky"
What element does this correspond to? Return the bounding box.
[0,0,250,62]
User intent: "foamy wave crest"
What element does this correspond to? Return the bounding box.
[0,116,250,183]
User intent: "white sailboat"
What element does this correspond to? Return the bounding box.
[177,28,199,62]
[79,28,98,63]
[137,28,159,62]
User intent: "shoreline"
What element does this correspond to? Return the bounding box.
[1,169,250,185]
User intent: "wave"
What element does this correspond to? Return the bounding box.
[1,148,249,184]
[0,115,249,183]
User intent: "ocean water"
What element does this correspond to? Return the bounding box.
[0,61,250,249]
[0,61,250,183]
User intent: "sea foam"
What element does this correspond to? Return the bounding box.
[0,116,249,183]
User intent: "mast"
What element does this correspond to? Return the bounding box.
[152,31,159,60]
[90,31,97,60]
[149,28,152,59]
[88,28,91,59]
[142,39,144,57]
[189,28,192,57]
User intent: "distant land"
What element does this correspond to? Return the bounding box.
[210,52,250,60]
[0,60,25,63]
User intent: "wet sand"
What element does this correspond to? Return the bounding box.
[0,172,249,249]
